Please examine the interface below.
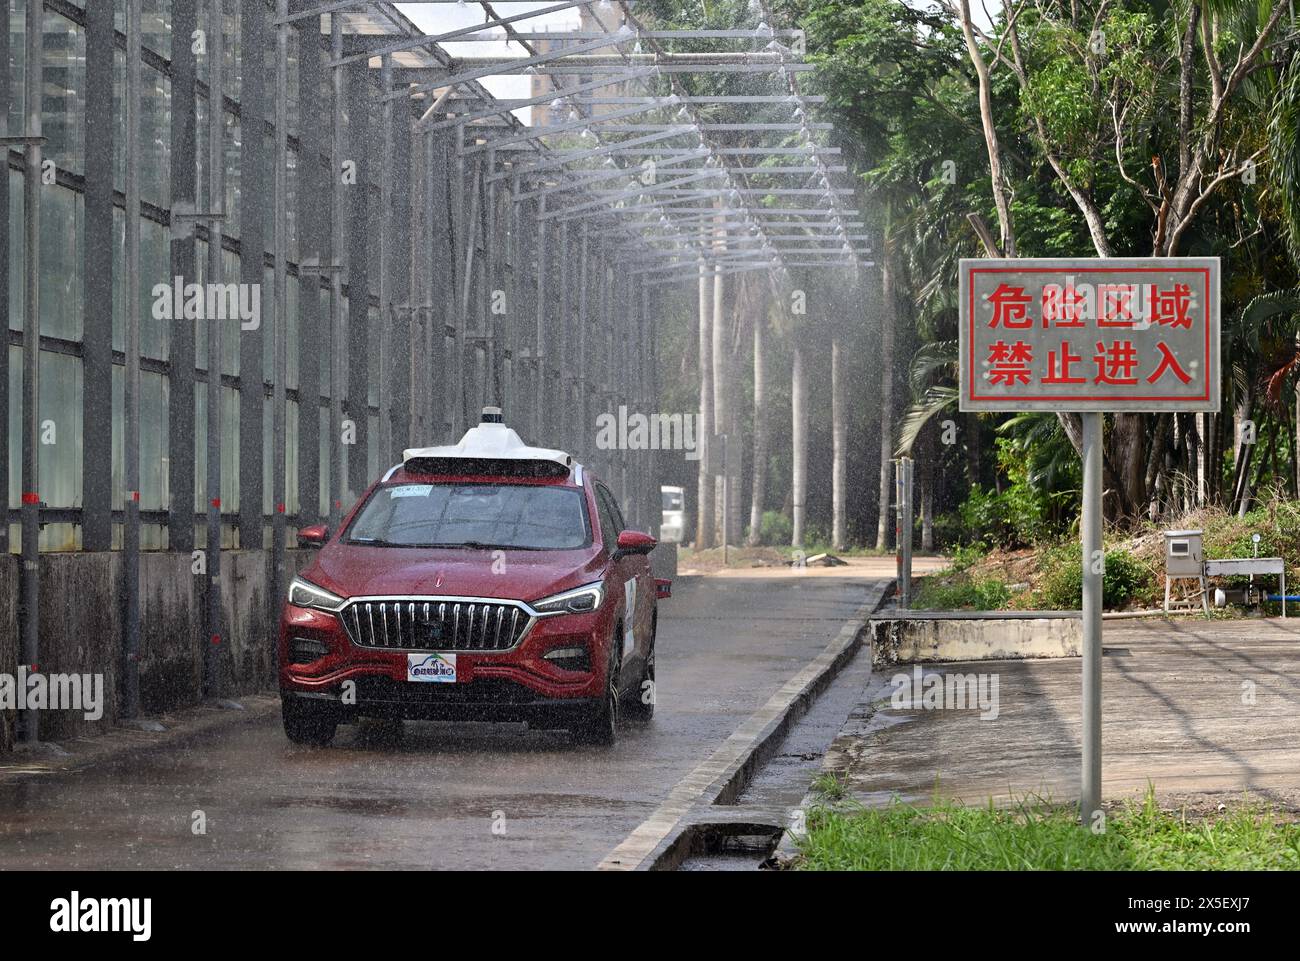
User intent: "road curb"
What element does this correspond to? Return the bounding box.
[598,578,895,871]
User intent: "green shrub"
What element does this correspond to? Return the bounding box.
[803,521,832,550]
[1103,550,1148,608]
[953,437,1065,549]
[949,542,987,573]
[957,483,1052,549]
[1036,547,1148,610]
[757,510,793,546]
[915,576,1011,611]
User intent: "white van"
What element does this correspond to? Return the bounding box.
[660,485,686,543]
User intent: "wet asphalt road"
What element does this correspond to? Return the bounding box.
[0,573,877,870]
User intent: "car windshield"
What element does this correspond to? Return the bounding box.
[346,482,590,550]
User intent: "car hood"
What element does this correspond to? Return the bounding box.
[302,543,607,605]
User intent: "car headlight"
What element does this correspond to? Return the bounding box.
[532,582,604,616]
[287,576,346,612]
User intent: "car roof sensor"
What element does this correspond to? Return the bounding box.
[403,407,574,478]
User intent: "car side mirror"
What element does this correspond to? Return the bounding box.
[614,530,656,557]
[297,524,329,548]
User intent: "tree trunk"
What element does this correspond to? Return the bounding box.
[966,416,981,489]
[831,335,846,550]
[1241,426,1273,517]
[957,0,1016,256]
[919,430,935,552]
[792,344,807,548]
[1231,386,1257,515]
[712,266,727,546]
[1233,390,1250,474]
[724,277,744,548]
[1204,411,1216,504]
[1144,412,1171,518]
[747,303,768,546]
[1290,381,1299,498]
[711,207,728,546]
[695,253,714,550]
[1195,411,1209,506]
[1110,413,1147,521]
[875,234,896,550]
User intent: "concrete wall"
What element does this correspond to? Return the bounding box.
[34,552,123,741]
[1,548,316,752]
[871,612,1082,667]
[650,542,677,582]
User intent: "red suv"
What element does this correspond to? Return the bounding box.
[278,409,662,747]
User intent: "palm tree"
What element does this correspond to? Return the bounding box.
[747,293,769,546]
[792,343,808,548]
[1238,291,1300,511]
[1268,57,1300,492]
[696,253,715,550]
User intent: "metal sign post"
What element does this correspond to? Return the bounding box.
[959,257,1221,826]
[1080,413,1103,823]
[895,457,913,608]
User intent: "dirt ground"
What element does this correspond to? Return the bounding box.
[678,546,948,580]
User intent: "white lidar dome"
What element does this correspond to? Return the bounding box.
[403,408,573,476]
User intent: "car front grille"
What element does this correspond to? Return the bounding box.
[341,598,533,652]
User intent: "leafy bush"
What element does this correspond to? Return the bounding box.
[1206,505,1300,587]
[957,485,1049,549]
[1036,547,1148,610]
[803,521,833,550]
[949,542,987,573]
[950,436,1074,550]
[757,510,793,546]
[957,445,1055,549]
[915,575,1011,611]
[1103,550,1149,608]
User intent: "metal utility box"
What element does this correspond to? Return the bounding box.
[1163,530,1204,576]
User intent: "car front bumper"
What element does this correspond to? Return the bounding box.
[282,682,599,727]
[277,599,614,721]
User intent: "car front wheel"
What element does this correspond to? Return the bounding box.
[281,696,338,747]
[574,625,621,746]
[624,619,655,722]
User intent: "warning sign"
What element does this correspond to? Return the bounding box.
[959,258,1220,412]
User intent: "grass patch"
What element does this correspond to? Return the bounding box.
[811,772,848,801]
[913,574,1012,611]
[794,790,1300,870]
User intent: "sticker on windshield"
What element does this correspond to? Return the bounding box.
[389,484,433,498]
[408,652,456,683]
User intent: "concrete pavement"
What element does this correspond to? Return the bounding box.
[823,617,1300,811]
[0,570,883,870]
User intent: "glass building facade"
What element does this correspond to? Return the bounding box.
[3,1,398,553]
[2,0,656,564]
